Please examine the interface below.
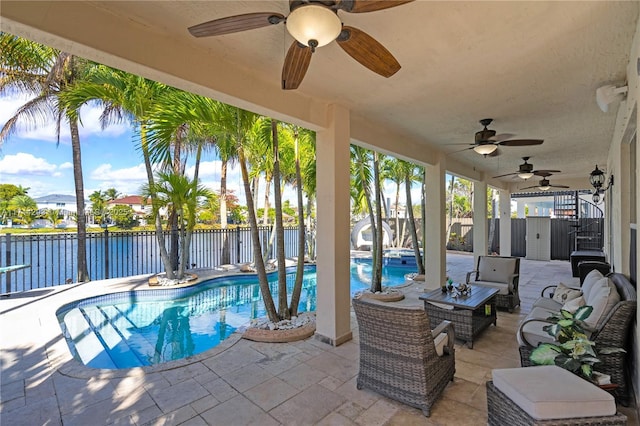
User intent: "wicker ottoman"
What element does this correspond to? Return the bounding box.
[487,366,626,425]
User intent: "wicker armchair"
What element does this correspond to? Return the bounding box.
[518,273,636,406]
[352,297,455,416]
[466,256,520,312]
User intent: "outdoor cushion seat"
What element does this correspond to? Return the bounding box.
[488,366,623,424]
[466,256,520,312]
[518,272,636,406]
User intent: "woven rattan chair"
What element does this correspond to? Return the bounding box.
[352,297,455,416]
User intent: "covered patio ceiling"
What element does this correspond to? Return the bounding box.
[1,1,637,191]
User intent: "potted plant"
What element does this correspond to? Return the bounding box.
[529,305,625,383]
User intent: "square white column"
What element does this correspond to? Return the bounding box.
[473,180,488,263]
[425,158,446,289]
[315,104,352,346]
[499,189,512,256]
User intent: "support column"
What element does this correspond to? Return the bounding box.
[473,179,488,264]
[315,104,352,346]
[499,189,512,256]
[425,157,447,289]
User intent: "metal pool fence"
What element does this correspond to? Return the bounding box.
[1,227,301,294]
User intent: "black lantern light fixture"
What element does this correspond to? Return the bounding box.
[589,165,613,204]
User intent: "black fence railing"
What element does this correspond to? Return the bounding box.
[1,227,301,294]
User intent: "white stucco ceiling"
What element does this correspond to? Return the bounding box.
[1,1,637,190]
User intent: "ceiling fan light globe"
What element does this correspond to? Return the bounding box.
[539,185,551,191]
[286,5,342,48]
[518,172,535,180]
[473,144,497,155]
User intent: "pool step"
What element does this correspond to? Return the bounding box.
[100,305,159,365]
[62,309,117,369]
[80,306,147,368]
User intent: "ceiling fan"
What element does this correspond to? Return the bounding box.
[519,172,569,191]
[493,157,561,180]
[188,0,414,90]
[454,119,544,156]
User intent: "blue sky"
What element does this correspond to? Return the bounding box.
[0,92,247,201]
[0,91,424,208]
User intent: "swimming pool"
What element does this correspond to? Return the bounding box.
[57,261,413,369]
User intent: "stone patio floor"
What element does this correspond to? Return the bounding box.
[1,252,636,425]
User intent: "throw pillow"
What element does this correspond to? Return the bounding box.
[582,269,605,300]
[585,279,621,329]
[552,282,582,304]
[562,295,586,314]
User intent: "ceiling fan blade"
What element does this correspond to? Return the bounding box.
[337,26,400,77]
[282,41,312,90]
[551,184,570,189]
[489,133,516,142]
[498,139,544,147]
[533,169,561,175]
[188,12,284,37]
[447,146,474,155]
[339,0,415,13]
[493,172,518,179]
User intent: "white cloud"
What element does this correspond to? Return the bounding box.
[0,153,61,176]
[0,93,129,144]
[59,162,74,170]
[89,163,150,195]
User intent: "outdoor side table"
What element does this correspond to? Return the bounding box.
[419,286,498,348]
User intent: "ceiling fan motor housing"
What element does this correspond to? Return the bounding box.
[475,128,496,143]
[519,162,533,173]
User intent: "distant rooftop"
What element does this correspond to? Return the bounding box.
[33,194,78,203]
[108,195,149,205]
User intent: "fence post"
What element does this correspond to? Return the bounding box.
[104,229,110,279]
[235,227,241,263]
[4,233,11,293]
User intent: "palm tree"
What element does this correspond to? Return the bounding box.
[89,190,107,224]
[60,65,177,277]
[400,160,425,274]
[145,171,210,279]
[382,157,404,247]
[45,208,61,228]
[350,146,383,292]
[0,33,90,281]
[9,194,37,226]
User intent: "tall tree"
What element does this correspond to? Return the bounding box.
[382,157,404,247]
[0,34,89,281]
[400,160,425,274]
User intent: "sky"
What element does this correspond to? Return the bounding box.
[0,90,430,209]
[0,92,258,203]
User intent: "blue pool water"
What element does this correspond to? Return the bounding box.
[57,261,413,369]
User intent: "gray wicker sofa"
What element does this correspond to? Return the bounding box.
[352,297,455,416]
[517,271,636,406]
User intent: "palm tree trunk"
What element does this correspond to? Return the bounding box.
[394,184,400,246]
[262,178,271,226]
[372,151,383,292]
[141,123,174,279]
[239,149,278,322]
[220,159,230,264]
[289,131,306,316]
[271,120,288,319]
[406,175,425,274]
[69,119,89,282]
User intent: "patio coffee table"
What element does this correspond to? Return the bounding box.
[419,286,498,348]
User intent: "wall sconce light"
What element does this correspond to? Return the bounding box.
[589,165,614,204]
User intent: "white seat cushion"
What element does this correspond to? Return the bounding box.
[532,297,562,311]
[433,332,448,356]
[517,307,557,346]
[492,366,616,420]
[471,280,509,295]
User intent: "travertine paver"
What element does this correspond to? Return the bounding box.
[1,253,637,425]
[243,377,299,411]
